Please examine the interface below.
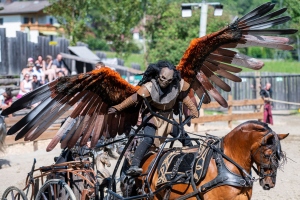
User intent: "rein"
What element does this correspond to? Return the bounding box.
[251,131,281,181]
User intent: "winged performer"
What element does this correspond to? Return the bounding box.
[1,2,297,176]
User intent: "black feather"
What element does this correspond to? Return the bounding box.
[239,2,271,22]
[1,85,51,116]
[15,98,62,140]
[241,8,287,27]
[7,98,53,136]
[242,29,298,35]
[245,16,291,30]
[239,3,276,23]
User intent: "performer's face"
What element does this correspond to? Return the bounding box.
[158,67,174,88]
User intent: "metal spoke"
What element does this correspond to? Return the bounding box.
[10,190,15,200]
[42,193,48,200]
[50,184,55,200]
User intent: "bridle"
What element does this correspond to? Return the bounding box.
[251,130,282,183]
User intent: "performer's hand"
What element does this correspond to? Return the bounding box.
[108,107,117,114]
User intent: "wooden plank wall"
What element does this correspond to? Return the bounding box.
[0,29,71,76]
[214,73,300,111]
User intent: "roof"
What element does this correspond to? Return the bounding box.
[0,1,50,15]
[60,52,143,74]
[68,46,100,61]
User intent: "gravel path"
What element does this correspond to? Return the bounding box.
[0,113,299,199]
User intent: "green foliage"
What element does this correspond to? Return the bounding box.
[89,0,143,59]
[146,2,230,65]
[84,36,110,51]
[45,0,96,46]
[104,51,145,70]
[246,47,276,59]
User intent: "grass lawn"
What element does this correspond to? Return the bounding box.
[238,60,300,74]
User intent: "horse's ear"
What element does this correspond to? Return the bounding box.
[277,133,289,140]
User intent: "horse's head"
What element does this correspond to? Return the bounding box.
[249,122,289,190]
[98,151,111,167]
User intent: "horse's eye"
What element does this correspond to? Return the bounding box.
[265,137,274,145]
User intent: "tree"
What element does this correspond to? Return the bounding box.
[45,0,96,46]
[89,0,143,59]
[146,2,231,65]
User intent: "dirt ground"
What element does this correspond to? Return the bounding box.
[0,112,300,199]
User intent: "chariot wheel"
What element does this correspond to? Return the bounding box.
[2,186,28,200]
[35,179,76,200]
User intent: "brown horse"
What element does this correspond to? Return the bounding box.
[134,121,288,200]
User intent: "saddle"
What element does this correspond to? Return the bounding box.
[156,138,216,187]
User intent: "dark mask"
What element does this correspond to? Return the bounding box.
[157,67,174,89]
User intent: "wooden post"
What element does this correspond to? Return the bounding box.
[255,71,261,112]
[33,141,38,151]
[228,95,233,129]
[71,59,77,75]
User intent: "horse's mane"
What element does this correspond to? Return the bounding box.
[237,120,272,132]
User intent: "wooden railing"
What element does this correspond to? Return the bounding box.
[4,110,73,151]
[192,95,264,130]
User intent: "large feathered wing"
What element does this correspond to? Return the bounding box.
[177,2,297,107]
[2,68,141,151]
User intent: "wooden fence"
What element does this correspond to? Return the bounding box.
[0,29,70,75]
[192,95,264,130]
[219,72,300,110]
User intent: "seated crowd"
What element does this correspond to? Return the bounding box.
[0,57,108,116]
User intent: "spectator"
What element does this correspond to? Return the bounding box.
[32,75,42,90]
[28,57,34,64]
[17,73,32,99]
[94,62,105,70]
[260,82,273,125]
[35,55,46,70]
[44,55,56,82]
[21,62,35,81]
[52,54,69,76]
[57,70,65,78]
[33,62,45,84]
[1,88,13,117]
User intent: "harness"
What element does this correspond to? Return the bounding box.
[199,138,253,193]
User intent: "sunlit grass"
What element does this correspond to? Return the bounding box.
[104,51,145,70]
[240,61,300,74]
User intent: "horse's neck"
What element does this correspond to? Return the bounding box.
[223,132,253,172]
[97,160,110,179]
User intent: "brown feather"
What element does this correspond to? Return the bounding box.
[109,114,121,138]
[201,65,231,92]
[221,35,293,50]
[204,60,242,82]
[79,97,103,146]
[197,72,228,108]
[79,103,103,146]
[191,82,211,104]
[90,103,108,147]
[67,93,99,148]
[177,28,242,83]
[117,113,126,135]
[60,117,80,149]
